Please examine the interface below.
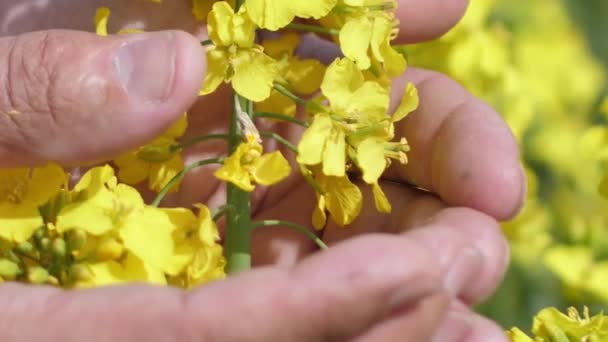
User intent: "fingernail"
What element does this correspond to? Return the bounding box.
[431,307,472,342]
[114,32,176,103]
[444,247,484,296]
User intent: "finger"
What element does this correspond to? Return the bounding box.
[394,0,470,43]
[432,301,509,342]
[0,29,205,166]
[387,69,526,220]
[0,234,447,341]
[322,182,508,305]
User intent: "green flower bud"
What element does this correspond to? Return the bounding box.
[34,227,46,241]
[136,144,175,163]
[67,229,87,251]
[0,259,22,279]
[39,238,51,251]
[15,241,34,254]
[70,264,92,282]
[52,238,67,258]
[27,267,49,284]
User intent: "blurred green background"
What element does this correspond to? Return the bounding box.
[405,0,608,332]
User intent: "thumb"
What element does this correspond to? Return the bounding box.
[0,29,205,166]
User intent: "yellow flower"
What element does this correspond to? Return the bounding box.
[214,135,291,192]
[94,7,111,36]
[506,328,533,342]
[307,167,363,229]
[200,2,279,101]
[322,0,406,76]
[246,0,337,30]
[0,164,66,243]
[56,166,178,278]
[256,34,326,117]
[164,205,225,288]
[114,113,187,193]
[297,58,417,212]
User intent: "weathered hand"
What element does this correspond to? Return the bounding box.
[0,0,523,340]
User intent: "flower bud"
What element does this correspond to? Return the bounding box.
[136,145,174,162]
[52,238,67,258]
[27,267,50,284]
[68,229,87,251]
[15,241,34,254]
[0,259,22,280]
[39,237,51,251]
[70,264,92,282]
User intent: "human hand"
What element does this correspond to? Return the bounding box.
[0,0,524,340]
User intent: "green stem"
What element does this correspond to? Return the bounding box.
[224,94,253,274]
[286,23,339,36]
[235,0,245,10]
[151,158,223,207]
[212,204,233,222]
[201,39,214,46]
[260,131,298,153]
[252,220,328,250]
[171,133,230,151]
[253,112,308,127]
[273,83,307,105]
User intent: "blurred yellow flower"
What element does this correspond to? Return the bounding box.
[114,114,187,193]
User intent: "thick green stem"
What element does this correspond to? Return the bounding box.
[224,94,253,274]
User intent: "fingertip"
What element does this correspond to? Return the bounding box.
[431,102,525,220]
[395,0,470,43]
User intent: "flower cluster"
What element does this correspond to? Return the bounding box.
[508,307,608,341]
[0,165,224,287]
[1,0,418,288]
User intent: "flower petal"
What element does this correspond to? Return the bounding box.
[200,49,230,96]
[392,82,419,122]
[356,138,386,184]
[297,114,332,166]
[232,51,278,102]
[252,151,291,186]
[340,16,373,70]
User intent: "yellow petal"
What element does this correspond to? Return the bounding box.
[232,50,278,101]
[245,0,297,30]
[339,16,373,70]
[252,151,291,186]
[347,81,390,124]
[27,163,68,205]
[114,152,150,185]
[0,207,44,243]
[255,90,297,117]
[165,113,188,138]
[506,328,534,342]
[324,175,362,227]
[214,144,255,192]
[148,155,184,193]
[372,183,391,213]
[207,1,236,46]
[321,58,365,112]
[370,16,407,77]
[57,203,114,236]
[262,33,300,58]
[393,82,419,122]
[312,194,327,230]
[356,138,386,184]
[94,7,110,36]
[195,204,220,246]
[201,49,230,96]
[120,207,175,273]
[297,114,332,166]
[290,0,337,20]
[322,129,346,177]
[286,58,325,94]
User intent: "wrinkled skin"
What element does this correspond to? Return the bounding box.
[0,1,524,341]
